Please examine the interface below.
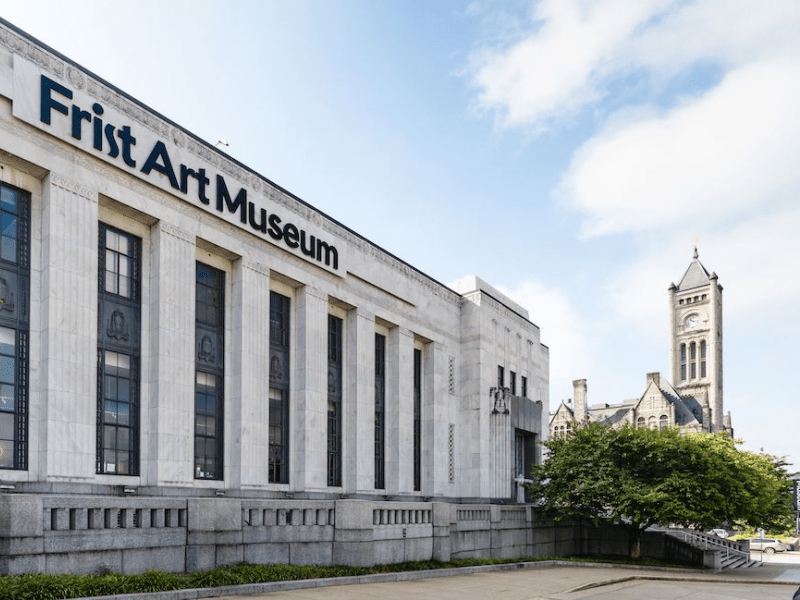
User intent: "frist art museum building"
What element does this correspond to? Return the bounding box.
[0,19,562,574]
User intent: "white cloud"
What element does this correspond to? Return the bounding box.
[627,0,800,75]
[470,0,671,130]
[601,202,800,335]
[558,58,800,237]
[468,0,800,131]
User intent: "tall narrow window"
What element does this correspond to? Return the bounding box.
[374,333,386,490]
[680,344,687,381]
[327,315,343,487]
[195,262,224,480]
[700,340,707,378]
[497,365,504,389]
[510,371,517,395]
[413,348,422,492]
[690,342,697,380]
[0,184,29,470]
[521,376,527,398]
[269,291,290,483]
[98,224,140,475]
[515,429,536,501]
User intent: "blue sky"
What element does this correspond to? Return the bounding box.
[3,0,798,468]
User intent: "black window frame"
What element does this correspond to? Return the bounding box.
[0,183,30,471]
[374,332,386,490]
[327,314,343,487]
[194,262,225,481]
[413,347,422,492]
[97,223,141,476]
[269,291,291,484]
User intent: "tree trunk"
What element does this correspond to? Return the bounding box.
[628,528,642,559]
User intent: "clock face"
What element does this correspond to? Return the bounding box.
[684,315,701,329]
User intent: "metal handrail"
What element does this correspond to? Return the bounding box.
[663,529,752,564]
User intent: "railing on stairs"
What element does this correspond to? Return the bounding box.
[663,529,756,569]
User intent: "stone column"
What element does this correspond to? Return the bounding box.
[345,308,375,494]
[386,327,413,495]
[40,174,98,480]
[146,222,196,486]
[229,258,270,489]
[431,501,451,562]
[490,399,511,500]
[293,285,327,491]
[423,341,447,497]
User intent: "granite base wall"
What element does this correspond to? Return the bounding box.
[0,494,700,575]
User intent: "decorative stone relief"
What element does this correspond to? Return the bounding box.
[50,173,95,201]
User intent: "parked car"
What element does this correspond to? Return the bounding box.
[747,538,789,554]
[708,528,729,538]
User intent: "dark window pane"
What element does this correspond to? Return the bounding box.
[2,213,17,239]
[0,384,14,412]
[0,356,14,385]
[0,412,13,439]
[0,187,16,213]
[104,401,118,424]
[0,328,13,355]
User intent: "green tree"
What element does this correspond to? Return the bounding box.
[529,423,794,557]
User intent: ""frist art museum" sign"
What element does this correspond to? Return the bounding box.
[14,57,341,274]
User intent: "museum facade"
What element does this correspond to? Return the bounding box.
[0,14,547,538]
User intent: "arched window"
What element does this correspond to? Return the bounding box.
[680,344,687,381]
[700,340,707,378]
[659,415,668,430]
[690,342,697,379]
[637,416,645,428]
[648,416,657,429]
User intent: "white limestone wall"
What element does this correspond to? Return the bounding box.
[41,174,98,480]
[347,307,375,494]
[293,285,328,492]
[0,21,550,501]
[230,258,271,490]
[147,223,196,487]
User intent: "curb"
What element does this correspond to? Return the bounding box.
[74,560,800,600]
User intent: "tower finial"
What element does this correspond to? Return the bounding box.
[693,237,699,259]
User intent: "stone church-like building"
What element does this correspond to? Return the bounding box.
[550,248,733,437]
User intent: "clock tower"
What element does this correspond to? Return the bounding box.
[668,247,726,433]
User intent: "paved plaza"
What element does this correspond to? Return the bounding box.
[109,553,800,600]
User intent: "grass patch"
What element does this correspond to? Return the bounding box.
[0,555,701,600]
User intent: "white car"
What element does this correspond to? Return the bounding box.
[748,538,789,554]
[708,529,729,538]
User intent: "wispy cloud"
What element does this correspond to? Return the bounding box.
[467,0,800,131]
[558,58,800,237]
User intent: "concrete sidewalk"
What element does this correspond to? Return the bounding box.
[89,560,800,600]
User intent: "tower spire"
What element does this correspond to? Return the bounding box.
[693,237,699,260]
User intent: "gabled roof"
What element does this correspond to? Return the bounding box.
[548,401,574,425]
[677,247,712,291]
[634,377,700,426]
[595,407,632,427]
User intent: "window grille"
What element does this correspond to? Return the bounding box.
[374,333,386,490]
[97,224,140,475]
[327,315,342,487]
[413,348,422,492]
[194,262,224,480]
[269,291,290,483]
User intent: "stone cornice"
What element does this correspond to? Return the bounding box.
[241,257,270,277]
[49,173,95,201]
[160,222,194,244]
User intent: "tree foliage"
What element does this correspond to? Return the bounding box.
[529,423,793,555]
